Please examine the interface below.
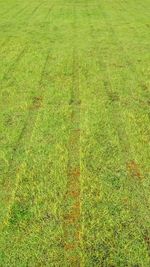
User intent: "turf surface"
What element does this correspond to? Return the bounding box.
[0,0,150,266]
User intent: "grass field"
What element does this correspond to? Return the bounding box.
[0,0,150,266]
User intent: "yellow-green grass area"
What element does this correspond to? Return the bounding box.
[0,0,150,266]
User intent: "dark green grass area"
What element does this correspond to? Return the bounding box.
[0,0,150,266]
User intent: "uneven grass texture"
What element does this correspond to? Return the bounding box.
[0,0,150,266]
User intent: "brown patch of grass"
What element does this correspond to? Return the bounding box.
[107,91,120,102]
[69,99,81,105]
[64,164,81,262]
[70,132,80,146]
[31,96,43,110]
[64,191,80,224]
[64,243,75,250]
[141,83,149,92]
[122,197,129,206]
[126,160,143,179]
[69,189,80,198]
[68,168,80,178]
[144,235,150,247]
[144,229,150,249]
[67,256,80,267]
[133,96,150,107]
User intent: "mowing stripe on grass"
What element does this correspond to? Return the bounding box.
[63,3,81,266]
[0,0,44,21]
[101,2,149,94]
[0,2,29,22]
[0,1,45,52]
[87,2,149,195]
[84,3,150,261]
[1,46,28,82]
[99,2,150,207]
[0,5,54,230]
[0,2,52,83]
[86,2,150,252]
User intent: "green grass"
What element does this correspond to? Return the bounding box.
[0,0,150,266]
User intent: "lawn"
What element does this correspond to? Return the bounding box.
[0,0,150,266]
